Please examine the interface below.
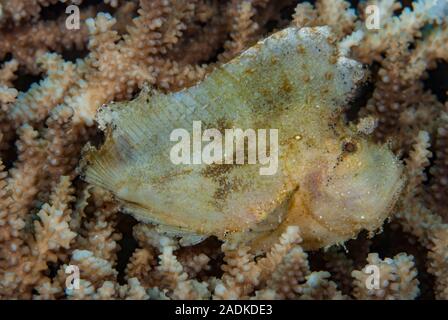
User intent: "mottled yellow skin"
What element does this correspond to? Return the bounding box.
[230,138,404,251]
[81,27,404,250]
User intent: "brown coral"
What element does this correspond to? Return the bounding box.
[0,0,447,300]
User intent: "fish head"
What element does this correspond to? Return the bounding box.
[288,136,404,249]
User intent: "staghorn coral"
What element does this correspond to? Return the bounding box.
[0,6,94,74]
[0,0,447,301]
[352,252,420,300]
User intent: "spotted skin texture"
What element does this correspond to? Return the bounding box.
[81,27,403,251]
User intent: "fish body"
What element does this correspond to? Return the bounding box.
[81,27,403,250]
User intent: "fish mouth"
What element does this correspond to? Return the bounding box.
[304,140,405,235]
[234,140,405,252]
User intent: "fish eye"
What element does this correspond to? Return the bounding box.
[342,141,357,153]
